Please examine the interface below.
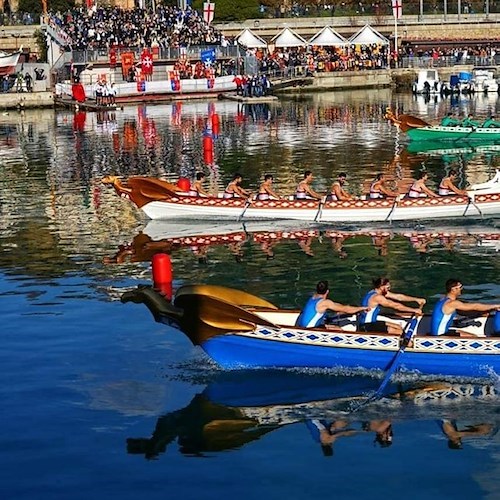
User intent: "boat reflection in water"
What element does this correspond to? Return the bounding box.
[126,371,499,459]
[103,220,500,264]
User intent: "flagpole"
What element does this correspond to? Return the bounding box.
[394,14,398,68]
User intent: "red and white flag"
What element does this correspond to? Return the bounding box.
[392,0,402,19]
[203,2,215,24]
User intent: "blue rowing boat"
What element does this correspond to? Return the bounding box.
[121,284,500,379]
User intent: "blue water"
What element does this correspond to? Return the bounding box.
[1,92,500,499]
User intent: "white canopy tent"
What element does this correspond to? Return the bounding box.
[271,28,307,48]
[308,26,347,47]
[236,28,267,49]
[348,25,389,45]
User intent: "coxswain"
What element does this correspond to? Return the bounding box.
[358,277,425,335]
[438,169,467,196]
[295,170,322,200]
[430,279,500,337]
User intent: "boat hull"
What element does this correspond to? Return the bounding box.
[202,334,500,378]
[408,125,500,142]
[140,193,500,222]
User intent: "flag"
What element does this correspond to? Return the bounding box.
[201,48,216,66]
[141,49,153,75]
[121,52,135,80]
[392,0,402,19]
[203,2,215,24]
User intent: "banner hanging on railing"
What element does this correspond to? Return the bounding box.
[392,0,402,19]
[203,2,215,24]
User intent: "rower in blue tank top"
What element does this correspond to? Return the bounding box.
[359,277,425,335]
[295,280,369,328]
[430,279,500,337]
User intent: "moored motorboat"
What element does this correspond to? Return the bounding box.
[102,173,500,222]
[121,284,500,378]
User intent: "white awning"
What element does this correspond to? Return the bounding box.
[271,28,307,48]
[309,26,347,47]
[348,24,389,45]
[236,28,267,49]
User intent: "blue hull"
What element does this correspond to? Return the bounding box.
[203,335,499,378]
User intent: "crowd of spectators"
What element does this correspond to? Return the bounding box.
[251,44,389,76]
[50,6,225,51]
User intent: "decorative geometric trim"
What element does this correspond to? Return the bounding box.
[236,328,500,355]
[413,337,500,354]
[240,327,399,350]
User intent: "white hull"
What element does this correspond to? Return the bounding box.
[56,75,237,102]
[140,194,500,222]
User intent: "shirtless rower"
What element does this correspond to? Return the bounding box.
[327,172,354,201]
[369,173,398,199]
[223,173,251,199]
[438,169,467,196]
[295,170,322,200]
[407,172,438,198]
[257,174,281,200]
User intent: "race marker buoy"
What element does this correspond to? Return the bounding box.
[152,253,172,300]
[177,177,191,192]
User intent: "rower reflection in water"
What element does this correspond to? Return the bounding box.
[439,420,496,450]
[306,420,356,456]
[362,420,393,448]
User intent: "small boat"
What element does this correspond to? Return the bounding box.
[121,284,500,378]
[471,67,499,93]
[412,69,442,95]
[385,108,500,142]
[102,173,500,222]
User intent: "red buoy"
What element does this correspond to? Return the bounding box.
[152,253,173,299]
[177,177,191,192]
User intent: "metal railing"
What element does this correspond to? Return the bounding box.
[71,45,242,65]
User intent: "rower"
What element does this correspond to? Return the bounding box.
[430,279,500,337]
[438,169,467,196]
[358,277,424,335]
[295,280,369,328]
[482,115,500,128]
[461,114,480,128]
[257,174,281,200]
[223,173,251,199]
[295,171,322,200]
[440,113,460,127]
[189,172,210,197]
[407,172,438,198]
[327,172,353,201]
[369,173,398,199]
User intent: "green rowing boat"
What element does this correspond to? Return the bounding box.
[407,125,500,142]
